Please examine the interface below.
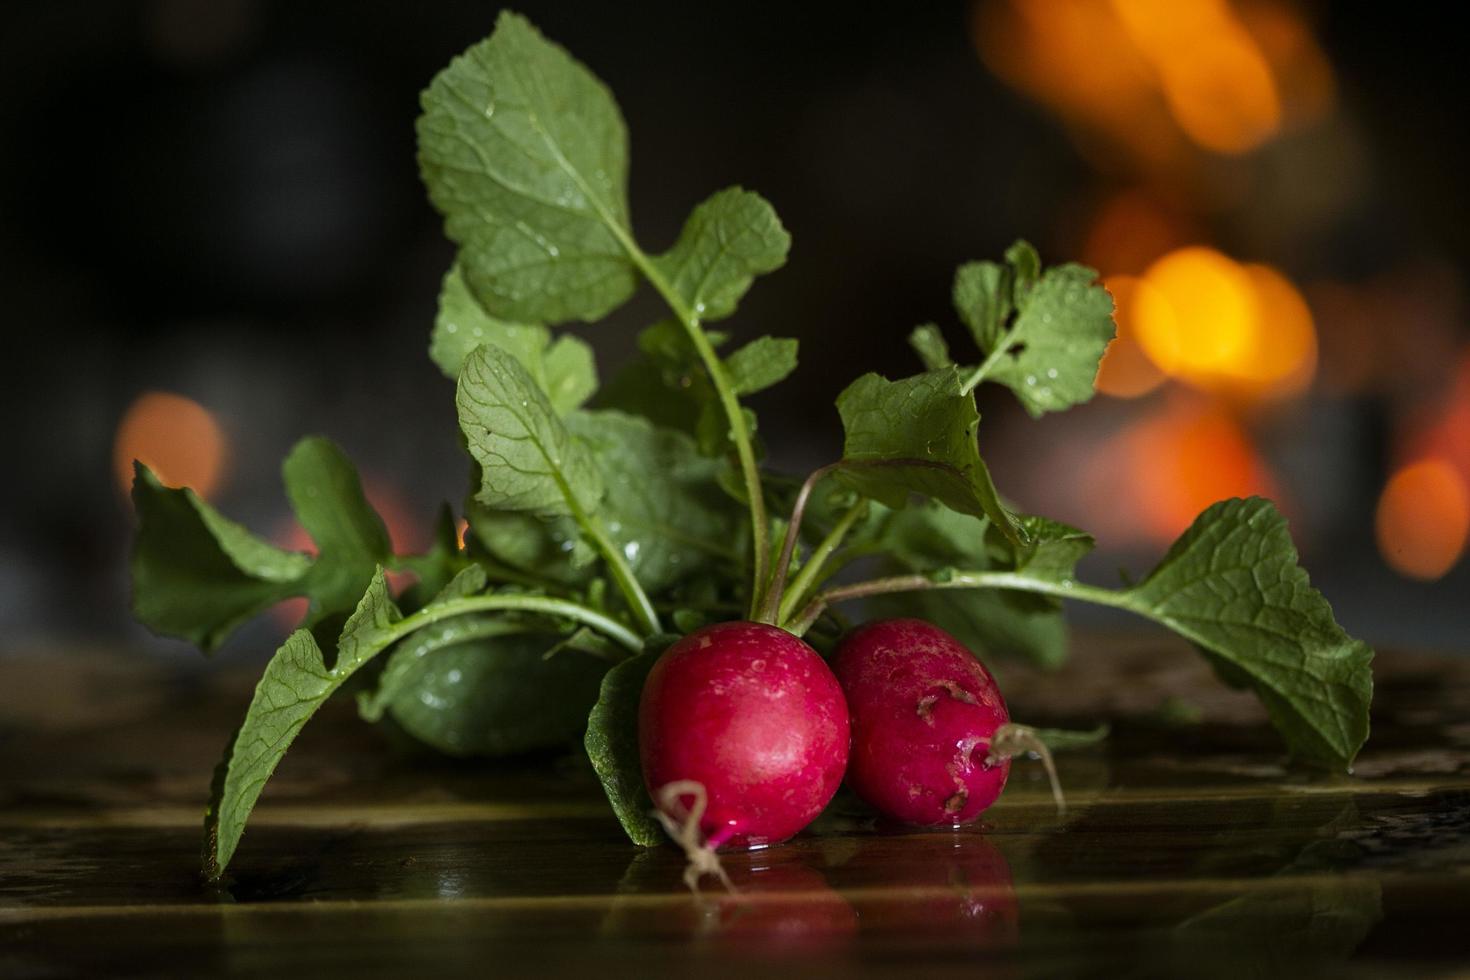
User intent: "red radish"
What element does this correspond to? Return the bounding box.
[639,621,850,866]
[705,861,858,952]
[605,851,857,950]
[833,618,1059,825]
[842,835,1018,949]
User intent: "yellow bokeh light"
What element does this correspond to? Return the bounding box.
[1237,263,1317,397]
[1097,275,1168,398]
[1130,247,1317,399]
[1375,459,1470,581]
[114,391,227,499]
[1134,247,1256,379]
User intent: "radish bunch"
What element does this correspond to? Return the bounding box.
[640,616,1058,884]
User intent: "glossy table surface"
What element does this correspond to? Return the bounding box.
[2,635,1468,978]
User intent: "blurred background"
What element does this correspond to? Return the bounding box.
[1,0,1465,658]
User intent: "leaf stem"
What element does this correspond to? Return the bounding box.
[959,337,1017,396]
[615,243,770,618]
[786,570,1128,636]
[388,592,644,654]
[776,502,868,626]
[759,463,840,623]
[578,516,661,636]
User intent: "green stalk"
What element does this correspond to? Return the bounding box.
[776,502,867,626]
[575,512,661,637]
[959,336,1018,396]
[541,140,769,617]
[786,570,1126,636]
[387,592,644,655]
[614,242,770,618]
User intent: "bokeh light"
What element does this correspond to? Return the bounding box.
[1081,394,1280,545]
[1096,275,1168,398]
[976,0,1333,165]
[114,391,227,499]
[1111,0,1282,155]
[1375,459,1470,581]
[1129,247,1316,399]
[1134,246,1257,383]
[1082,190,1194,276]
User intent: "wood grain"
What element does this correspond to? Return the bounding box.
[2,635,1468,977]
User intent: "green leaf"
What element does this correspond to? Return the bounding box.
[359,615,530,724]
[383,634,610,757]
[1004,240,1041,301]
[430,263,549,379]
[206,569,402,879]
[417,11,636,324]
[431,264,599,414]
[130,464,308,652]
[834,367,1019,540]
[724,336,798,396]
[595,357,700,435]
[1118,498,1373,771]
[637,318,729,362]
[458,344,603,518]
[869,503,1070,668]
[566,411,742,593]
[908,323,953,371]
[652,187,790,321]
[952,261,1011,352]
[984,264,1115,417]
[1014,514,1095,581]
[465,501,595,586]
[584,648,665,846]
[542,334,599,414]
[283,438,393,627]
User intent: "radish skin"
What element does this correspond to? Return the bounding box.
[640,622,851,851]
[833,618,1013,825]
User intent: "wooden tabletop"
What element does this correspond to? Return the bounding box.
[2,635,1468,978]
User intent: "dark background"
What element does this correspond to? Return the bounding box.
[1,0,1466,657]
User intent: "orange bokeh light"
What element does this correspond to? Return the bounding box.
[1082,190,1194,276]
[114,391,227,499]
[1121,397,1280,542]
[1135,246,1257,380]
[975,0,1332,165]
[1237,262,1317,398]
[1375,459,1470,581]
[1129,246,1316,399]
[1112,0,1281,155]
[1080,394,1280,546]
[1097,275,1168,398]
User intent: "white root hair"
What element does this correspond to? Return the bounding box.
[652,780,735,894]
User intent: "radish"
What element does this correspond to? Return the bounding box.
[702,860,858,951]
[833,618,1060,825]
[606,850,857,949]
[844,834,1018,948]
[639,621,850,884]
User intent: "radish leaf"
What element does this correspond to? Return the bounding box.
[1118,497,1373,770]
[431,263,598,413]
[584,646,666,847]
[418,11,636,324]
[206,569,402,879]
[834,367,1021,540]
[458,344,603,518]
[652,187,790,322]
[130,464,309,652]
